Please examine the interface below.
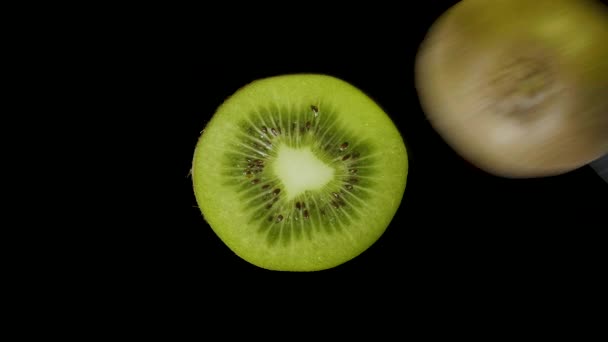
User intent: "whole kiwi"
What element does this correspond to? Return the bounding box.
[415,0,608,178]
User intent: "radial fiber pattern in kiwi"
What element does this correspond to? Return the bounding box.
[221,102,376,247]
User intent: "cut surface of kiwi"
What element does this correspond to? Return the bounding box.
[415,0,608,178]
[192,74,408,271]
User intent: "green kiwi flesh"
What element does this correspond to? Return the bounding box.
[192,74,408,271]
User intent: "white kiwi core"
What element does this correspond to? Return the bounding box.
[273,145,334,201]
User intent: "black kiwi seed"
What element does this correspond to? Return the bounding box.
[295,202,301,210]
[271,128,278,136]
[276,215,284,222]
[262,184,270,190]
[339,142,349,151]
[272,188,281,196]
[342,154,351,161]
[251,179,260,184]
[311,105,318,114]
[303,210,309,219]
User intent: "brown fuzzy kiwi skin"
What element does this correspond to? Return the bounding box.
[415,0,608,178]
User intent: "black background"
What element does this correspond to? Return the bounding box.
[121,1,607,287]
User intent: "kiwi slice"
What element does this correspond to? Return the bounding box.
[192,74,408,271]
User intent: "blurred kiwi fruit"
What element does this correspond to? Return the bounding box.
[415,0,608,178]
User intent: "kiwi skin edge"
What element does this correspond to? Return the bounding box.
[192,74,408,272]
